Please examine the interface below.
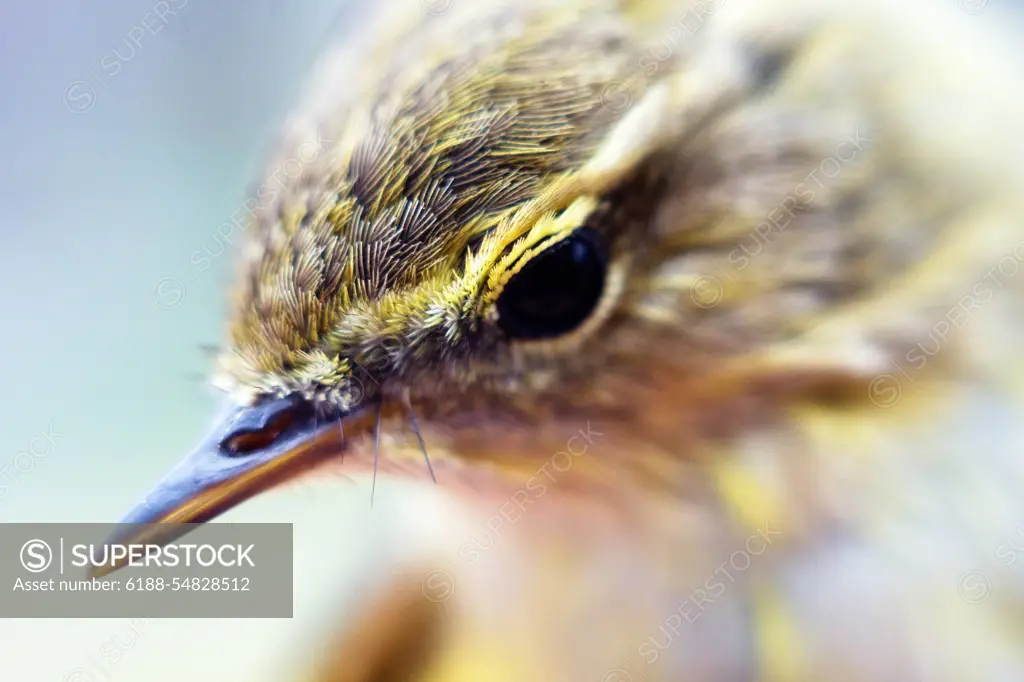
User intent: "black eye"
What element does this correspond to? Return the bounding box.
[496,227,607,340]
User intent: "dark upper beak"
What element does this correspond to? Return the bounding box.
[96,395,356,576]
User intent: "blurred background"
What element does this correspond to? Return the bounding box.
[0,0,458,679]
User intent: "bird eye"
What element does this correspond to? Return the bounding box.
[496,227,607,340]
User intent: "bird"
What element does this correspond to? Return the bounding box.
[109,0,1024,679]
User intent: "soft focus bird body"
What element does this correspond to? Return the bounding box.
[121,0,1024,680]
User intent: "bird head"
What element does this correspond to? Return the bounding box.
[110,0,1019,561]
[113,1,706,534]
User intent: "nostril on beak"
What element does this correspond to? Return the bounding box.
[217,395,313,456]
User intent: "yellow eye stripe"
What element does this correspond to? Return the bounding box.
[476,194,599,313]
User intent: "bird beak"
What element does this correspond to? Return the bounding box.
[95,395,353,576]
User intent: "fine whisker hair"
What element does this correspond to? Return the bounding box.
[371,405,381,507]
[405,399,436,484]
[336,414,346,463]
